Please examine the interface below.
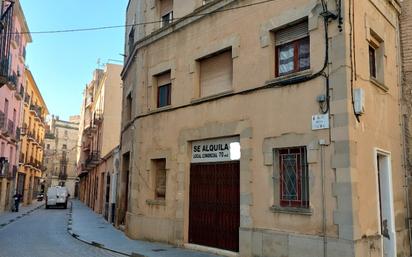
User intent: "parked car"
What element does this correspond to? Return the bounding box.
[45,186,69,209]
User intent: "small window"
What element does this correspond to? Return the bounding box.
[276,146,309,208]
[368,30,385,85]
[275,21,310,77]
[62,144,67,150]
[369,45,377,79]
[152,158,167,200]
[46,144,50,150]
[156,71,171,108]
[128,27,135,55]
[126,93,132,121]
[161,12,173,27]
[160,0,173,27]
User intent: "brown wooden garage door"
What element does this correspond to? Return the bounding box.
[189,161,239,252]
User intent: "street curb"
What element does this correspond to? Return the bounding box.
[66,201,136,257]
[0,202,44,230]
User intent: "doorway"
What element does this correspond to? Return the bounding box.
[16,173,25,198]
[119,152,130,226]
[189,161,240,252]
[376,150,396,257]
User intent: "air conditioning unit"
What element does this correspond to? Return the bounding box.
[354,88,365,115]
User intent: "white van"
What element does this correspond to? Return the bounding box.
[46,186,69,209]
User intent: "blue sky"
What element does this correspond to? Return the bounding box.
[20,0,129,120]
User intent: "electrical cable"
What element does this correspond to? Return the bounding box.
[7,0,279,35]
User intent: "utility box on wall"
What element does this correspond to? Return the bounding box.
[354,88,365,115]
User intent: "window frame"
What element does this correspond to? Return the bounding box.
[161,11,173,27]
[275,146,309,208]
[157,83,171,108]
[128,27,135,55]
[369,45,377,79]
[275,36,310,77]
[125,93,132,121]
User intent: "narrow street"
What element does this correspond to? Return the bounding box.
[0,205,123,257]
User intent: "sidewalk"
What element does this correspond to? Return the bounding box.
[0,200,44,228]
[69,200,223,257]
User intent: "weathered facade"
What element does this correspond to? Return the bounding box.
[400,0,412,224]
[18,68,48,205]
[119,0,409,256]
[0,0,31,213]
[43,116,79,197]
[77,64,122,221]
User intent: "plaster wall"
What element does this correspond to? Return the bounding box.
[120,0,408,256]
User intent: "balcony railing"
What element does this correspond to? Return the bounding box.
[7,165,17,179]
[35,160,41,169]
[6,72,17,90]
[14,127,20,141]
[30,104,42,119]
[15,85,24,100]
[24,93,30,105]
[27,130,33,139]
[0,2,14,86]
[0,111,6,132]
[85,151,100,169]
[20,123,27,135]
[93,110,103,125]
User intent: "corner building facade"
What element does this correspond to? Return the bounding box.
[120,0,409,256]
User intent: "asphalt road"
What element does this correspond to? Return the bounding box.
[0,205,124,257]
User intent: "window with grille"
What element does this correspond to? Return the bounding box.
[278,146,309,208]
[275,21,310,77]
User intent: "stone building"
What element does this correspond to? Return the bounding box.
[17,68,48,205]
[400,3,412,256]
[43,116,79,197]
[119,0,409,256]
[0,0,31,212]
[77,63,122,222]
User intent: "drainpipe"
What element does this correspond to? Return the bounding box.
[320,139,328,257]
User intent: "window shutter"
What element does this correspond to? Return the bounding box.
[160,0,173,16]
[157,71,171,86]
[200,50,233,97]
[275,21,308,46]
